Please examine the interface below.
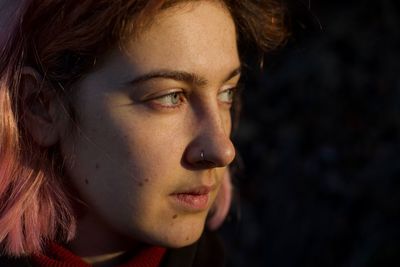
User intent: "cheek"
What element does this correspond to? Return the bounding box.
[64,101,187,196]
[61,115,173,234]
[108,111,187,176]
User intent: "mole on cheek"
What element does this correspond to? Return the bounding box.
[138,182,144,187]
[172,214,178,219]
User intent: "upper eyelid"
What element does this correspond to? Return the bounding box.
[130,73,241,96]
[141,81,239,102]
[219,85,238,92]
[149,92,186,109]
[145,89,185,100]
[157,91,185,100]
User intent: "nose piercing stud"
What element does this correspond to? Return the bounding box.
[200,150,205,161]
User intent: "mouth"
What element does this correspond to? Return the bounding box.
[170,185,215,212]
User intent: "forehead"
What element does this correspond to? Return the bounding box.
[117,1,240,75]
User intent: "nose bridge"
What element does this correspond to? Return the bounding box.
[203,101,228,136]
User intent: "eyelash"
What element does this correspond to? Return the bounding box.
[149,87,237,110]
[150,91,186,109]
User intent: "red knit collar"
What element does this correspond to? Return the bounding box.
[31,243,166,267]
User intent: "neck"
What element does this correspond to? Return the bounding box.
[82,251,133,267]
[68,211,138,266]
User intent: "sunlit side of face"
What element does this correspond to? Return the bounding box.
[60,1,240,252]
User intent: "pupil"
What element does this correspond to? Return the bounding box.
[172,93,179,104]
[228,90,233,100]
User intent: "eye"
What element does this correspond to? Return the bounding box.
[218,87,236,105]
[151,91,185,108]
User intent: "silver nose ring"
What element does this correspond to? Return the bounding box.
[200,150,205,161]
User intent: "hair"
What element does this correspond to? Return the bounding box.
[0,0,288,257]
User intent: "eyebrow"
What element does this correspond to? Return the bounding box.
[127,66,241,88]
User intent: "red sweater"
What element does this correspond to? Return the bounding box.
[31,243,166,267]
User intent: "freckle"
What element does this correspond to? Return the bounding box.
[172,214,178,219]
[95,163,100,169]
[138,182,144,187]
[186,237,189,241]
[85,179,89,185]
[144,179,149,183]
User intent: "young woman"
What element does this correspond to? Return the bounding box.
[0,0,287,266]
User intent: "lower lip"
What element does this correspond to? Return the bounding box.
[171,193,209,211]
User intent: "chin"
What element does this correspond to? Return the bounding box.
[165,230,204,248]
[149,217,206,249]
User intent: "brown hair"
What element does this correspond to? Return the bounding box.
[0,0,287,256]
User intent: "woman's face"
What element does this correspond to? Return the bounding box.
[60,1,240,250]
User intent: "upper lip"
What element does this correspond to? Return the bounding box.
[171,184,217,195]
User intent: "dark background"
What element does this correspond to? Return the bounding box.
[221,0,400,266]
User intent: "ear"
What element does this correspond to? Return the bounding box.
[21,66,66,147]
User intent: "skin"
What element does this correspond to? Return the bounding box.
[42,1,240,265]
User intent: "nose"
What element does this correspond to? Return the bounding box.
[184,111,236,169]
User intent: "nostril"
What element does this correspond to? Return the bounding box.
[197,150,217,168]
[201,141,235,168]
[196,159,217,168]
[183,125,236,169]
